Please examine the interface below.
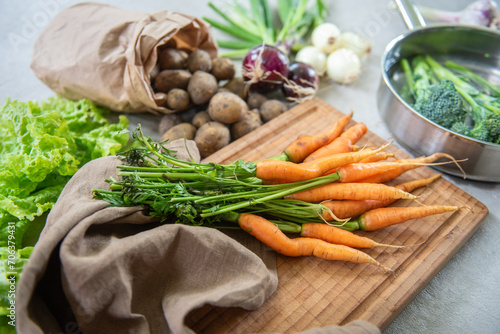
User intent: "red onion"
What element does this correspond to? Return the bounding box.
[242,44,289,94]
[282,62,319,102]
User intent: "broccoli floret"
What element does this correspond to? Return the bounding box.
[425,55,500,144]
[402,56,467,129]
[413,79,466,128]
[475,117,500,144]
[450,121,472,137]
[450,117,500,143]
[456,87,500,143]
[402,55,500,144]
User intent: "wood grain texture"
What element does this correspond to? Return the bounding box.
[187,98,488,333]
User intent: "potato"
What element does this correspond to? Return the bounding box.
[154,92,168,108]
[192,111,211,128]
[150,64,160,82]
[207,91,248,124]
[231,109,262,140]
[247,108,262,123]
[158,48,188,70]
[195,121,230,158]
[223,77,248,100]
[187,71,218,105]
[159,113,183,134]
[211,57,235,81]
[259,99,288,122]
[187,49,212,73]
[155,69,192,93]
[247,93,267,110]
[167,88,190,111]
[161,123,197,142]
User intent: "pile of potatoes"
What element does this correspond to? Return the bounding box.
[151,47,290,158]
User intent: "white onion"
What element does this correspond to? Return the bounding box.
[338,32,372,59]
[311,23,342,54]
[295,46,327,76]
[326,48,361,85]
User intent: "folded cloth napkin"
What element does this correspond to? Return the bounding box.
[16,140,278,334]
[16,139,381,334]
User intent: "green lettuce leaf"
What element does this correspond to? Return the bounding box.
[0,96,130,324]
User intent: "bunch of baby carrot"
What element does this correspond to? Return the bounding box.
[93,112,464,271]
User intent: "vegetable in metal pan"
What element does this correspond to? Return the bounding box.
[401,55,500,144]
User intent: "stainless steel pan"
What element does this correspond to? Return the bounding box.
[377,0,500,182]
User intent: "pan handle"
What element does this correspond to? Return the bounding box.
[394,0,427,30]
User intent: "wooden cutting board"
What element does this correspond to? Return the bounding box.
[187,97,488,333]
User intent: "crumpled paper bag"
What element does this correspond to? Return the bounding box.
[16,139,278,334]
[31,2,217,114]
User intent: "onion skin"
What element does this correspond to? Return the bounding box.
[326,48,361,85]
[283,62,319,100]
[295,45,327,76]
[242,45,289,93]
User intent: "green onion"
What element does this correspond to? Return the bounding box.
[204,0,329,57]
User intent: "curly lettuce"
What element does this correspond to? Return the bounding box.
[0,97,129,328]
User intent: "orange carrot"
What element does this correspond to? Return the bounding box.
[300,223,402,249]
[356,205,459,231]
[256,142,391,182]
[336,153,459,183]
[285,182,417,202]
[283,111,353,163]
[320,148,392,177]
[321,174,442,220]
[303,122,368,162]
[359,151,395,163]
[238,213,389,269]
[322,200,379,221]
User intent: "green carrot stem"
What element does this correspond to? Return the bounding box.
[271,220,303,233]
[117,172,213,180]
[265,152,289,161]
[200,172,340,217]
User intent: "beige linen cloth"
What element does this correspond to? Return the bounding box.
[31,2,217,114]
[16,143,381,333]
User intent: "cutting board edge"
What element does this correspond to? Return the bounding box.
[187,97,489,334]
[344,204,488,330]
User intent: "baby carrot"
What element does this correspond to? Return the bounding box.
[300,223,402,249]
[322,200,380,221]
[238,213,389,269]
[283,111,353,163]
[303,122,368,162]
[256,142,391,182]
[336,153,459,183]
[320,149,392,177]
[321,174,442,219]
[356,205,459,231]
[285,182,417,202]
[358,152,395,163]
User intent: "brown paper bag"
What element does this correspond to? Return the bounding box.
[31,2,218,114]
